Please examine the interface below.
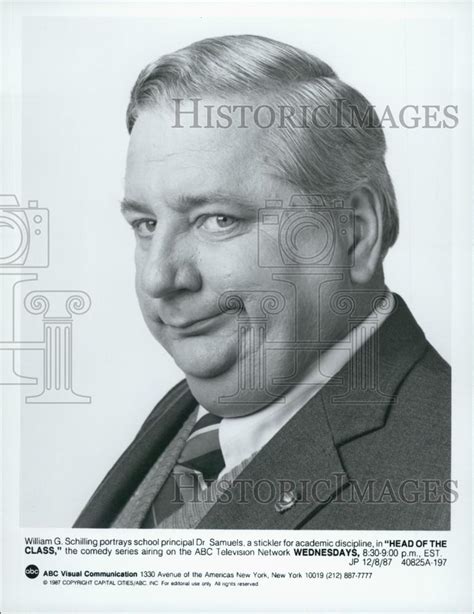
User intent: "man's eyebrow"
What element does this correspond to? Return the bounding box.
[176,192,255,211]
[120,193,258,215]
[120,198,153,215]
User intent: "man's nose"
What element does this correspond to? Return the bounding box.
[139,232,202,298]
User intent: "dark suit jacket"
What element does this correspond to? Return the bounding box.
[74,294,451,529]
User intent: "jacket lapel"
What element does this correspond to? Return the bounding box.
[198,392,350,529]
[322,293,428,446]
[73,380,197,528]
[198,293,428,529]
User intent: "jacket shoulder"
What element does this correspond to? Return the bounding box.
[396,342,451,421]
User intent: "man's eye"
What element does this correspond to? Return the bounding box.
[131,219,156,238]
[200,214,238,232]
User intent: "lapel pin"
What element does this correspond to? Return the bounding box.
[275,490,298,513]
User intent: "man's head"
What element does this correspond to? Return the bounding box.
[122,35,399,416]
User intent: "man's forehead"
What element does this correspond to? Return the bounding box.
[127,104,264,161]
[125,106,281,207]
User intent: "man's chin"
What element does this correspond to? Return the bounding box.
[169,341,238,380]
[184,372,277,417]
[175,359,231,379]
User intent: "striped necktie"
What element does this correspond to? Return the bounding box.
[176,412,225,483]
[142,412,225,527]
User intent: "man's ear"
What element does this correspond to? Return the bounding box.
[347,186,383,285]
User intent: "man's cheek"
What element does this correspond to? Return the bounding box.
[134,267,146,304]
[200,245,258,287]
[205,271,254,304]
[137,295,162,339]
[136,289,148,317]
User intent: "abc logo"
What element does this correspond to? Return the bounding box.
[25,564,39,579]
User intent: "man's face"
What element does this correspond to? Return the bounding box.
[123,104,353,416]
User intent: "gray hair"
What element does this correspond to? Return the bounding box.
[126,34,399,254]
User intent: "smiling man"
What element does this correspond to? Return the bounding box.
[75,35,451,530]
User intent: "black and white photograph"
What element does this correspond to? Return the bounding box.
[75,33,452,531]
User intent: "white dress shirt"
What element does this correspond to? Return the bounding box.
[195,291,394,478]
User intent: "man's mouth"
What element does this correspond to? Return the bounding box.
[159,312,230,336]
